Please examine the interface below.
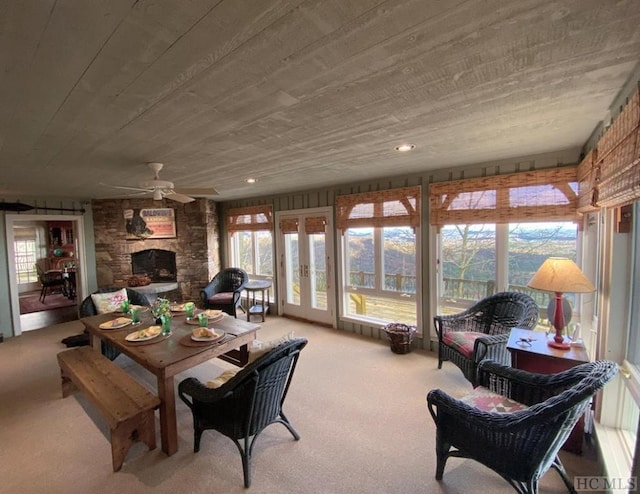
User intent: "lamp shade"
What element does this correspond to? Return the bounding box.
[527,257,595,293]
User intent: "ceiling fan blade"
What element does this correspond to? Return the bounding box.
[174,187,219,196]
[164,191,195,203]
[100,183,150,193]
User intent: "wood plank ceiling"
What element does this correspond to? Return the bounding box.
[0,0,639,202]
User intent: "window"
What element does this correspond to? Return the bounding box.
[231,230,273,278]
[227,205,274,284]
[437,221,579,323]
[14,239,38,284]
[431,167,581,322]
[337,187,420,326]
[439,224,496,311]
[594,202,640,482]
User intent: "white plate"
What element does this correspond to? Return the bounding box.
[202,309,224,318]
[125,326,162,342]
[99,317,132,330]
[191,329,225,343]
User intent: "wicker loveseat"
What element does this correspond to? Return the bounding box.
[434,291,539,386]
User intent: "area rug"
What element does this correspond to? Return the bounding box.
[19,292,77,314]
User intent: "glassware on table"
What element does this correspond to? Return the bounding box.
[130,307,141,324]
[197,312,209,328]
[120,300,131,314]
[184,302,195,320]
[160,314,172,336]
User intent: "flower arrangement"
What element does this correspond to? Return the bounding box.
[151,297,172,322]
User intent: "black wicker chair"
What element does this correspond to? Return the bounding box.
[427,360,618,494]
[434,291,539,386]
[61,287,150,361]
[200,268,249,317]
[178,337,308,488]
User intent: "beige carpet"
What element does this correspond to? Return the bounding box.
[0,317,603,494]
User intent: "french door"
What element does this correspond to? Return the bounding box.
[276,207,335,326]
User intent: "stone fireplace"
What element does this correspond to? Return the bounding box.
[91,198,220,302]
[131,249,177,282]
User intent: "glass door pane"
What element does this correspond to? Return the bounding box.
[309,233,327,310]
[284,232,300,306]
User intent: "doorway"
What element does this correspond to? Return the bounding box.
[5,214,87,335]
[276,207,335,326]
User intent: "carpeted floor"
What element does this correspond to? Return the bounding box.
[19,291,77,314]
[0,317,605,494]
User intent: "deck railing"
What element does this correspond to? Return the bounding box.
[316,270,550,323]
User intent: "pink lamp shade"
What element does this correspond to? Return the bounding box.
[527,257,595,350]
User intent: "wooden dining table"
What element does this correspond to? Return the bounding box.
[81,310,260,456]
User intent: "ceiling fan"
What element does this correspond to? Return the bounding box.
[101,162,218,203]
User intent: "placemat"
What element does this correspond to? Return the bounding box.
[123,333,172,346]
[99,325,135,332]
[179,332,233,347]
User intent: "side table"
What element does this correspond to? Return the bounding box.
[244,280,272,322]
[507,327,590,454]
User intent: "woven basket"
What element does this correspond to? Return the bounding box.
[382,323,417,354]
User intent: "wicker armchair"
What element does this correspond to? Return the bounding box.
[178,337,308,487]
[434,291,539,386]
[427,360,618,494]
[200,268,249,317]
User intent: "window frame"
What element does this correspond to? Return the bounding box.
[336,186,422,328]
[339,225,420,327]
[433,220,582,334]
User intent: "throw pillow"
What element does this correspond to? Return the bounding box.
[248,331,295,364]
[205,368,239,388]
[90,288,129,314]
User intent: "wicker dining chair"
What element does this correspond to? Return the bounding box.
[434,291,539,386]
[178,337,308,487]
[427,359,618,494]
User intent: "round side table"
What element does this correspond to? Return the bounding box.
[244,280,272,322]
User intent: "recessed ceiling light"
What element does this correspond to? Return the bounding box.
[394,144,416,152]
[245,178,257,184]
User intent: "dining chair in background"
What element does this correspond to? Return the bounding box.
[35,262,65,303]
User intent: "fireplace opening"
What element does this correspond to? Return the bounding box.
[131,249,177,282]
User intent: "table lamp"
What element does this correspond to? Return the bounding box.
[527,257,595,350]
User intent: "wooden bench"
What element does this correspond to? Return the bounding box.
[57,347,161,471]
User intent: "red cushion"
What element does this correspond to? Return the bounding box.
[208,292,234,304]
[442,331,485,359]
[459,386,528,413]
